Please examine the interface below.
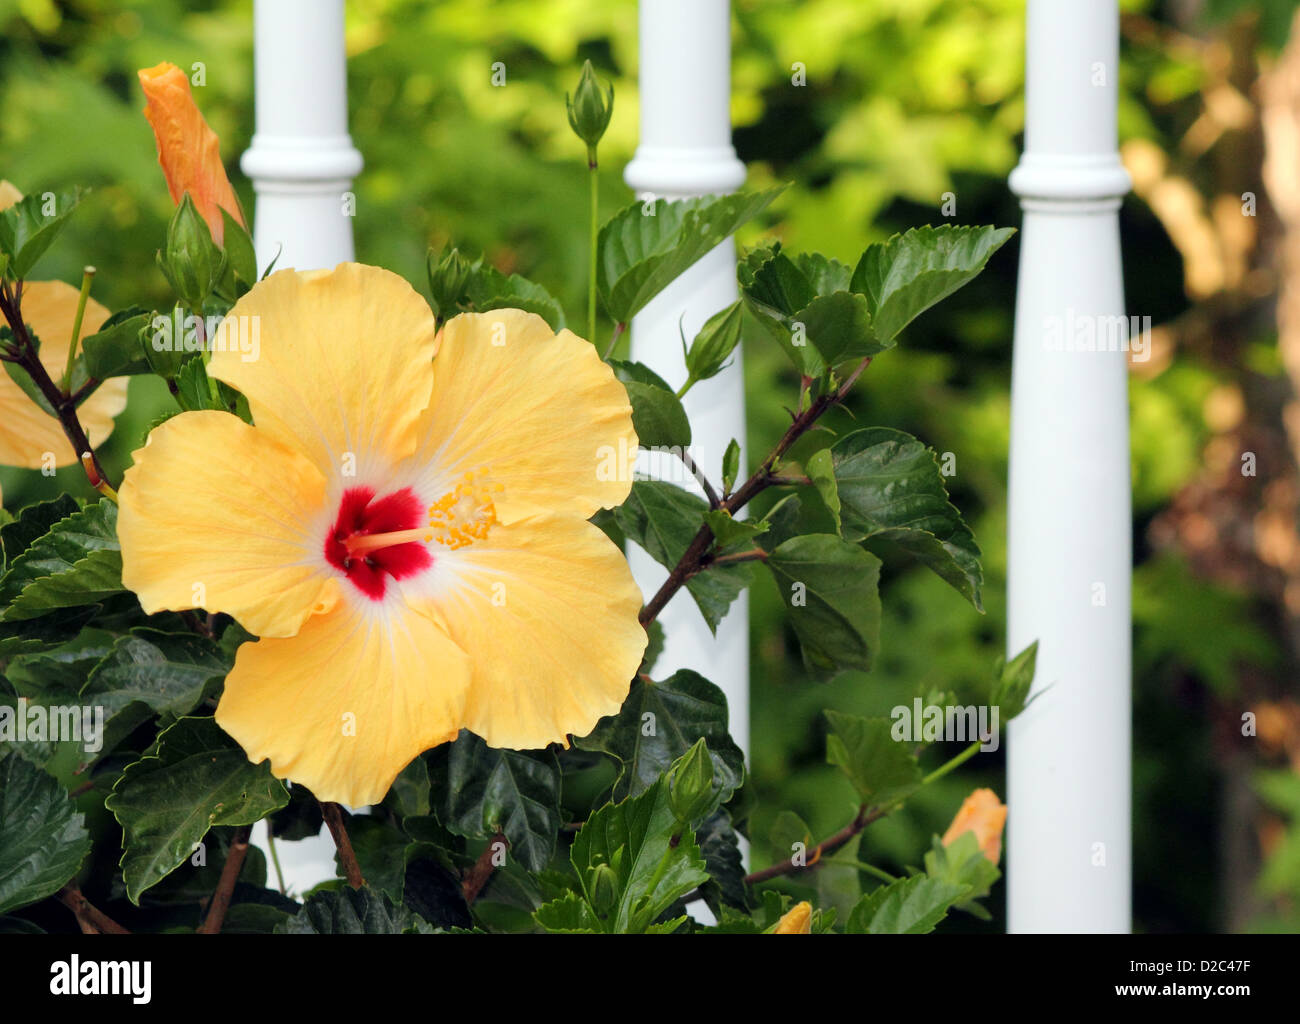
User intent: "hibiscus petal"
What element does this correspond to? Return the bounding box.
[118,410,338,638]
[0,281,127,470]
[405,309,636,524]
[414,514,646,749]
[209,264,437,484]
[215,597,471,806]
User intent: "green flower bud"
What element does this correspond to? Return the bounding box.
[158,192,226,310]
[667,738,716,825]
[566,59,614,160]
[144,305,190,379]
[683,300,744,391]
[589,862,620,918]
[427,246,472,319]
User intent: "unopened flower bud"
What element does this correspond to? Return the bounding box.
[683,300,744,391]
[427,246,472,319]
[158,192,225,309]
[667,738,715,825]
[566,59,614,161]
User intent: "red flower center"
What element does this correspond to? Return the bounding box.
[324,486,433,600]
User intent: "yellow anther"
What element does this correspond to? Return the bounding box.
[425,470,500,550]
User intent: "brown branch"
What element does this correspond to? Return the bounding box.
[321,802,366,889]
[57,885,129,935]
[462,834,508,905]
[677,448,722,509]
[197,823,252,934]
[0,280,109,485]
[638,357,872,628]
[743,803,885,886]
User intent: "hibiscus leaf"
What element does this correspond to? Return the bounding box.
[0,500,123,620]
[0,495,79,572]
[575,669,744,804]
[0,188,82,278]
[829,427,983,611]
[427,730,563,873]
[276,885,439,934]
[849,224,1014,343]
[105,716,290,904]
[464,265,566,331]
[80,307,153,379]
[765,534,882,679]
[697,808,749,914]
[566,774,709,934]
[80,628,229,756]
[824,710,922,807]
[614,480,750,633]
[609,360,691,448]
[845,875,967,934]
[598,187,785,323]
[0,752,91,914]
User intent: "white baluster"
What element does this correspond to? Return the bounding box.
[625,0,751,759]
[241,0,362,894]
[240,0,363,274]
[1006,0,1132,932]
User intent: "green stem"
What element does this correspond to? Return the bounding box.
[921,740,982,787]
[845,860,900,885]
[587,146,599,344]
[62,266,95,392]
[266,829,287,896]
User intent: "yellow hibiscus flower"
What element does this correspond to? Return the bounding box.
[117,262,646,805]
[0,182,129,505]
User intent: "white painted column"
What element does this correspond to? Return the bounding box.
[1006,0,1132,932]
[624,0,750,760]
[239,0,363,275]
[240,0,362,894]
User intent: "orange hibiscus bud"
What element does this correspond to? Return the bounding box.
[941,788,1007,865]
[138,61,244,245]
[772,901,813,934]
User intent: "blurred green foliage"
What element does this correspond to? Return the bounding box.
[0,0,1290,931]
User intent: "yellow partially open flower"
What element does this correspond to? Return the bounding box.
[772,901,813,934]
[941,787,1007,864]
[0,182,129,503]
[138,62,244,245]
[117,263,646,805]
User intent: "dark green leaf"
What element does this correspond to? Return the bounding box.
[80,628,228,753]
[0,500,123,620]
[610,360,690,448]
[428,730,563,873]
[80,308,152,379]
[697,808,749,914]
[576,669,744,804]
[0,752,90,914]
[105,716,290,903]
[0,495,79,571]
[766,534,882,678]
[830,427,983,610]
[277,885,436,934]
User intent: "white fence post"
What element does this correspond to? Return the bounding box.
[1006,0,1132,932]
[239,0,363,275]
[240,0,362,893]
[624,0,751,758]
